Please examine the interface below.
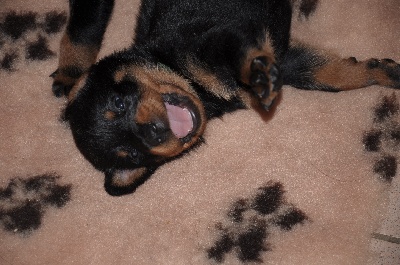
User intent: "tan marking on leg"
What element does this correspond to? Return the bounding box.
[58,34,99,72]
[68,73,88,102]
[54,34,99,89]
[373,71,395,87]
[240,37,281,110]
[53,73,77,89]
[313,57,400,90]
[242,83,280,111]
[185,61,234,100]
[369,59,400,88]
[240,39,275,85]
[314,58,371,90]
[238,90,253,109]
[261,90,280,109]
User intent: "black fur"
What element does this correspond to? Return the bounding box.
[67,0,114,46]
[53,0,400,195]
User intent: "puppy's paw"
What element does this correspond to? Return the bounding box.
[249,56,282,110]
[367,58,400,88]
[50,70,69,97]
[50,66,83,97]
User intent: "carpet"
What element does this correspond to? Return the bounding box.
[0,0,399,264]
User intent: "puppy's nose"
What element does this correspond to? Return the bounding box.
[140,122,169,146]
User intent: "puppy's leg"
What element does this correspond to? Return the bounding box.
[51,0,114,97]
[281,42,400,91]
[240,43,284,110]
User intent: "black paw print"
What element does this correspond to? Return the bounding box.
[0,174,72,235]
[363,93,399,182]
[207,182,308,263]
[0,11,67,71]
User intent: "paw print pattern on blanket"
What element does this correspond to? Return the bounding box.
[207,182,308,263]
[363,93,399,182]
[0,174,72,235]
[0,11,67,71]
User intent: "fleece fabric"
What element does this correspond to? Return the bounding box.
[0,0,399,264]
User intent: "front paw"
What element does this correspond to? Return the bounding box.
[249,56,282,110]
[50,66,83,97]
[50,69,70,97]
[367,58,400,88]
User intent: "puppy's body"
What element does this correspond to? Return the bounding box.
[53,0,400,195]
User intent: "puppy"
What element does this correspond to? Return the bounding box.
[52,0,400,195]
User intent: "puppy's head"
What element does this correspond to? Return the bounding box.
[65,49,206,196]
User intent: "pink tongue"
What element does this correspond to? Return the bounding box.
[165,103,194,138]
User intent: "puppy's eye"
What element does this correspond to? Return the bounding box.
[114,96,125,111]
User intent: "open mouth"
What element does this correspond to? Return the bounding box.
[162,94,200,141]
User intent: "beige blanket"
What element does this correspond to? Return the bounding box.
[0,0,399,264]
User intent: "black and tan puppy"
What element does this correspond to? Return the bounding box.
[52,0,400,196]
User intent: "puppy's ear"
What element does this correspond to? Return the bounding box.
[104,167,154,196]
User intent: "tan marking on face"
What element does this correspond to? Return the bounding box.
[134,84,203,158]
[148,131,203,157]
[111,168,147,187]
[116,150,129,158]
[135,88,167,124]
[104,110,116,120]
[129,64,206,129]
[117,64,208,157]
[114,68,128,83]
[149,137,184,157]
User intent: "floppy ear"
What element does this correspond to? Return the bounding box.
[104,167,155,196]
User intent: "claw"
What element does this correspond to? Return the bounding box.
[49,69,59,78]
[52,82,66,98]
[261,98,275,111]
[251,56,268,72]
[249,56,282,110]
